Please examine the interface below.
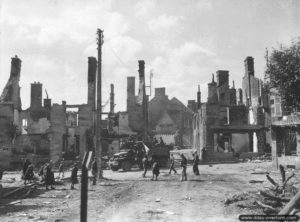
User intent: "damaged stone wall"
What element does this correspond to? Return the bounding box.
[0,103,15,168]
[229,106,248,125]
[17,134,50,155]
[78,105,94,158]
[49,104,66,163]
[0,56,23,169]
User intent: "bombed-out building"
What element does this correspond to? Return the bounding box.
[124,60,193,146]
[192,56,270,161]
[0,56,97,169]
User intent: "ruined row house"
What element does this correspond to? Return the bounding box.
[0,56,98,169]
[192,56,270,161]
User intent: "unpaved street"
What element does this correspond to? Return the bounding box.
[0,162,294,222]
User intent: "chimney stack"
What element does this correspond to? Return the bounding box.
[127,77,135,96]
[138,60,145,79]
[216,70,229,87]
[127,77,135,111]
[187,100,196,112]
[155,88,166,97]
[30,82,42,110]
[197,85,201,109]
[237,88,243,105]
[10,55,22,79]
[244,56,254,76]
[44,98,52,110]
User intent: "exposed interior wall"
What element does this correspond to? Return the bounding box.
[229,106,248,125]
[242,74,261,106]
[232,133,249,153]
[112,112,136,135]
[17,134,50,155]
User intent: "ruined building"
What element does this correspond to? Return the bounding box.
[124,60,193,146]
[0,56,22,168]
[148,88,193,146]
[192,57,269,161]
[0,56,97,169]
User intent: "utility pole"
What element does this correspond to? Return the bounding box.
[96,28,104,179]
[139,61,148,142]
[110,84,115,114]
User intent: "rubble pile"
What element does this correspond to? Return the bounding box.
[224,165,300,215]
[240,154,272,163]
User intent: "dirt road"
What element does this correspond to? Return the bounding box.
[0,162,289,222]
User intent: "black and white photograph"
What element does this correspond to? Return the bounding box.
[0,0,300,221]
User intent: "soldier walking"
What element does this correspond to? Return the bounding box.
[58,159,65,178]
[91,158,97,185]
[24,164,34,185]
[70,163,79,189]
[180,154,187,181]
[45,161,55,190]
[151,160,160,181]
[142,154,148,178]
[193,151,200,175]
[22,159,31,182]
[169,154,177,174]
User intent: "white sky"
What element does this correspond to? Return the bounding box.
[0,0,299,112]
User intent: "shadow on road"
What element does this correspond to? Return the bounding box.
[0,203,42,216]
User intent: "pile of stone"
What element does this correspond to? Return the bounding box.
[224,165,300,215]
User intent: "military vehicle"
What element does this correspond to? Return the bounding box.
[108,149,142,171]
[108,141,172,171]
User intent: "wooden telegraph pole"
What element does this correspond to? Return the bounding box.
[96,28,104,178]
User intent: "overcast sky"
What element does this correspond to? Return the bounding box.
[1,0,299,112]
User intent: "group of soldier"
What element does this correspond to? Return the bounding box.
[22,158,80,190]
[21,138,203,188]
[141,150,200,182]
